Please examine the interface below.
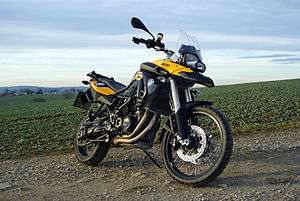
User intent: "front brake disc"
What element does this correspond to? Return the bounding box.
[176,125,207,164]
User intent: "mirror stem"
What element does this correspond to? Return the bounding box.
[147,31,155,40]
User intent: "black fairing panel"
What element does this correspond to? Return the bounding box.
[179,72,215,87]
[143,80,171,115]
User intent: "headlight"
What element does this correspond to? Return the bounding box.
[185,53,206,73]
[196,61,206,73]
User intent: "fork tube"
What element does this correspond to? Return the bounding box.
[185,88,192,102]
[170,78,189,139]
[170,78,181,113]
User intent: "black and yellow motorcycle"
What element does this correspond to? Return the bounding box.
[73,17,233,185]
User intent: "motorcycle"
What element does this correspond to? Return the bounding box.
[73,17,233,185]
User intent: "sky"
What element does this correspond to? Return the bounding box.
[0,0,300,87]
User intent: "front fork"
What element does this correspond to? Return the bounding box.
[169,78,192,141]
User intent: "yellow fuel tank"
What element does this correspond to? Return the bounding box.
[152,59,193,75]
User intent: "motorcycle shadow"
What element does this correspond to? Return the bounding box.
[205,148,298,188]
[100,157,161,168]
[100,147,163,169]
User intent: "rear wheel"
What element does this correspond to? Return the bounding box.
[74,115,110,166]
[161,106,233,185]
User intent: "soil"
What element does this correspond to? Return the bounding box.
[0,129,299,201]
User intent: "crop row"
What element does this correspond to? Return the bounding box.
[0,79,299,158]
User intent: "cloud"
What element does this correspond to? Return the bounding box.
[1,0,300,51]
[1,0,300,86]
[239,54,296,59]
[1,0,300,37]
[270,57,300,64]
[0,47,161,86]
[0,22,134,49]
[1,23,300,53]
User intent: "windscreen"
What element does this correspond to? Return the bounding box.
[170,30,203,62]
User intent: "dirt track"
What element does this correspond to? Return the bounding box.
[0,129,299,201]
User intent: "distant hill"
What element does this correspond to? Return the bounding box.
[0,86,87,94]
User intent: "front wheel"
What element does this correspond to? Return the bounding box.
[161,106,233,185]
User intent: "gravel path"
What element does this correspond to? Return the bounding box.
[0,129,299,201]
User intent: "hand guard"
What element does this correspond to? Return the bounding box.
[132,37,140,44]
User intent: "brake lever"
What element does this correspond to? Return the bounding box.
[154,47,163,51]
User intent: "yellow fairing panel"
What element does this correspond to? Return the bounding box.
[152,59,193,75]
[90,80,116,96]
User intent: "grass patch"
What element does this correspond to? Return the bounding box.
[196,79,300,134]
[0,79,299,159]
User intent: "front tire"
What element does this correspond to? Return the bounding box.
[161,106,233,185]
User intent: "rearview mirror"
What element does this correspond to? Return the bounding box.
[131,17,154,39]
[131,17,148,31]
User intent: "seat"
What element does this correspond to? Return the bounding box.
[92,72,126,93]
[103,79,127,93]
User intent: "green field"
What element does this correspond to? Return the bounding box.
[0,79,299,159]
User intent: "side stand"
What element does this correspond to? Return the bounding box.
[142,150,162,169]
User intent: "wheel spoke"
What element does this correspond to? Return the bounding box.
[198,164,205,172]
[193,164,198,175]
[174,155,179,162]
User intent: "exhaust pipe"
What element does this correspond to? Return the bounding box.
[120,110,150,139]
[113,112,158,145]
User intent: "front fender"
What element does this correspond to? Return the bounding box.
[183,101,213,111]
[158,101,213,139]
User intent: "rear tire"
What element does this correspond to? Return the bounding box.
[74,115,110,166]
[161,106,233,185]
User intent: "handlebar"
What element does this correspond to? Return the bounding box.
[87,71,102,78]
[132,37,165,49]
[132,37,175,58]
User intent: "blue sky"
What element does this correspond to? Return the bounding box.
[0,0,299,86]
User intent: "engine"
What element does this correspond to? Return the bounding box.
[115,115,136,131]
[104,98,142,135]
[102,77,147,135]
